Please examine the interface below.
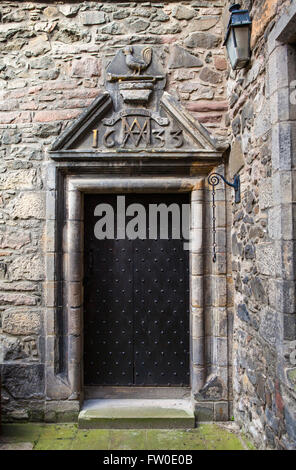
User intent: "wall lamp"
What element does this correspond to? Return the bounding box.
[224,3,252,70]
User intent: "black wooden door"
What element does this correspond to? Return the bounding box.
[84,193,190,387]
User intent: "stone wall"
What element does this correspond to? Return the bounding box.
[1,0,295,450]
[226,0,296,450]
[0,1,229,422]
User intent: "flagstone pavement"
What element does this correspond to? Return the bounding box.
[0,423,254,450]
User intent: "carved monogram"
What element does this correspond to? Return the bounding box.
[92,115,184,149]
[122,117,150,147]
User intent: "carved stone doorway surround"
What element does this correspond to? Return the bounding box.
[45,45,231,421]
[44,161,230,421]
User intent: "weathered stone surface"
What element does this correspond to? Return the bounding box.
[256,244,278,276]
[259,179,273,210]
[132,7,152,18]
[251,0,277,48]
[25,34,51,56]
[0,170,36,190]
[0,0,293,449]
[2,130,22,145]
[214,56,227,71]
[184,32,220,49]
[151,11,169,22]
[9,255,44,281]
[54,23,90,43]
[0,293,37,306]
[59,5,80,17]
[259,308,277,346]
[241,102,254,131]
[244,244,255,259]
[101,21,125,35]
[113,10,130,20]
[0,229,31,249]
[2,311,41,335]
[8,193,45,220]
[128,19,150,33]
[191,87,214,100]
[187,101,228,112]
[286,368,296,391]
[232,116,241,136]
[250,277,267,303]
[81,11,106,25]
[2,364,45,399]
[172,6,196,20]
[187,16,220,32]
[229,139,244,177]
[194,402,214,421]
[284,407,296,442]
[168,45,203,69]
[195,375,225,401]
[44,6,59,18]
[0,335,32,361]
[72,57,101,77]
[199,67,222,84]
[34,109,80,122]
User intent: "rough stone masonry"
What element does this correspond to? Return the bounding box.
[0,0,295,450]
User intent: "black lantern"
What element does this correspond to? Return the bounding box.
[223,4,252,70]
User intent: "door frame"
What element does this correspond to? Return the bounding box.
[44,164,230,420]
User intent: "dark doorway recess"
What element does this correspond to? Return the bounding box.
[83,193,190,387]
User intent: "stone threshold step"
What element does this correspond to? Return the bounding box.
[78,399,195,429]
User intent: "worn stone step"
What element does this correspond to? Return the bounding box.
[78,399,195,429]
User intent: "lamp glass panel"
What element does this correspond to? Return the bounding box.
[234,26,250,60]
[226,31,238,69]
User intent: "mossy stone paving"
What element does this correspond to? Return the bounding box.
[0,423,254,450]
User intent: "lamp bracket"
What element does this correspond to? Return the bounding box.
[207,172,241,263]
[208,172,240,203]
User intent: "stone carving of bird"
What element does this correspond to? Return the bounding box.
[123,46,152,75]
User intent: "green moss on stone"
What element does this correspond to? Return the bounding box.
[0,423,250,451]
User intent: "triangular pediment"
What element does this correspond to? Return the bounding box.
[50,46,228,159]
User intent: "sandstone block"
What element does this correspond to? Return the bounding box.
[9,255,44,281]
[2,310,41,335]
[72,57,101,78]
[0,230,31,250]
[81,11,106,25]
[199,66,222,84]
[44,6,59,18]
[187,101,228,112]
[34,109,81,122]
[59,5,80,17]
[187,16,220,32]
[26,34,51,57]
[214,56,227,71]
[184,32,220,49]
[128,19,150,33]
[229,139,244,178]
[0,170,36,190]
[256,243,279,276]
[168,45,203,69]
[0,293,37,306]
[251,0,277,48]
[172,6,196,20]
[9,192,45,220]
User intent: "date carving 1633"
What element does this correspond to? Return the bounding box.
[92,121,184,149]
